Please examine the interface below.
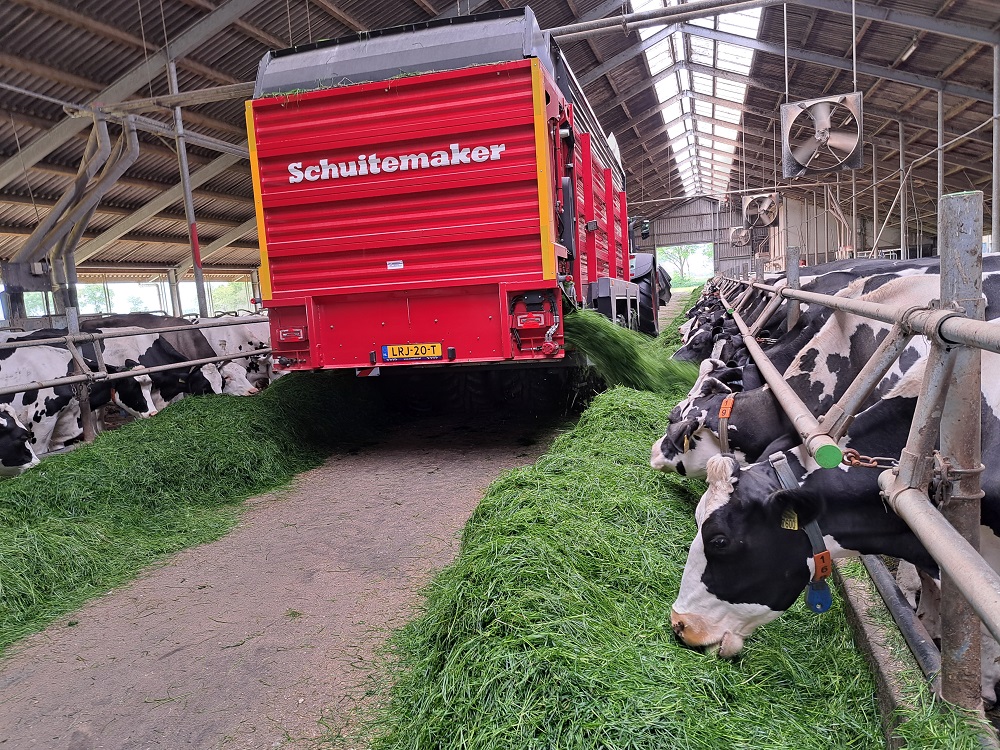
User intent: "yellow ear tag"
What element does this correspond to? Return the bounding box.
[780,509,799,530]
[683,435,690,452]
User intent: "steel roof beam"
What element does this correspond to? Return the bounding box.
[579,24,680,86]
[0,191,248,229]
[0,223,257,249]
[75,149,246,262]
[17,158,253,206]
[680,23,993,104]
[0,0,266,192]
[310,0,367,31]
[793,0,999,45]
[79,262,256,275]
[163,0,289,49]
[9,0,244,86]
[174,218,257,274]
[0,53,243,137]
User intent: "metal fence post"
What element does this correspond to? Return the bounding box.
[939,191,985,711]
[786,246,801,329]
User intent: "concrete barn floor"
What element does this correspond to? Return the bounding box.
[0,412,559,749]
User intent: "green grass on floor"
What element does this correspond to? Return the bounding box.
[0,371,385,653]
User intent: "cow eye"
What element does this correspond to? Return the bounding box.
[708,534,729,550]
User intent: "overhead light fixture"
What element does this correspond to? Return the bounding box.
[900,36,919,63]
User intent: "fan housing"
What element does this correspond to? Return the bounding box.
[781,92,863,178]
[742,193,780,228]
[730,227,751,247]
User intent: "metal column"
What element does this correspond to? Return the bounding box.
[993,45,999,257]
[851,172,857,253]
[938,91,945,205]
[250,269,262,308]
[872,143,879,254]
[166,268,182,317]
[167,61,209,318]
[823,187,830,265]
[938,191,985,710]
[899,121,907,259]
[786,246,800,329]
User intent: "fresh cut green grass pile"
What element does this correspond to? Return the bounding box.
[0,371,384,653]
[363,386,888,749]
[358,289,984,750]
[564,309,699,394]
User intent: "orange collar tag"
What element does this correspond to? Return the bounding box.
[718,396,735,420]
[813,550,833,582]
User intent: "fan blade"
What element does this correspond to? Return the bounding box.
[809,101,833,131]
[793,139,820,166]
[826,129,859,155]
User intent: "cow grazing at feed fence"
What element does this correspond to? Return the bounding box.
[0,404,38,476]
[189,317,271,391]
[0,329,160,421]
[81,314,225,400]
[0,343,84,458]
[652,265,1000,479]
[672,258,954,368]
[669,351,1000,703]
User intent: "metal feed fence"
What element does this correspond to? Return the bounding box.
[714,191,1000,714]
[0,314,271,442]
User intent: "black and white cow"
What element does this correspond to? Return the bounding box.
[0,403,38,476]
[669,352,1000,701]
[0,343,85,456]
[81,314,225,400]
[652,269,999,478]
[190,317,271,391]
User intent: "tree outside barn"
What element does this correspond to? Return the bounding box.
[656,243,714,285]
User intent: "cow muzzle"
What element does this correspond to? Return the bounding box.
[670,608,744,658]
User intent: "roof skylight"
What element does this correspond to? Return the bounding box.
[628,0,763,196]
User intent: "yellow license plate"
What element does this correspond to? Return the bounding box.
[382,343,443,361]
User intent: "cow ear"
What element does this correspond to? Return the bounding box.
[768,488,821,528]
[698,358,724,376]
[698,377,733,398]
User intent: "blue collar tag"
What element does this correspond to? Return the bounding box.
[805,580,833,613]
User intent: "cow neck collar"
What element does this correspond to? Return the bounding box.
[768,451,834,614]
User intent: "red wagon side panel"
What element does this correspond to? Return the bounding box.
[251,60,543,297]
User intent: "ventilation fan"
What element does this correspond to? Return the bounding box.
[781,92,863,178]
[730,227,751,247]
[742,194,780,227]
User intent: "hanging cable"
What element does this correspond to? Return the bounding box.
[305,0,313,44]
[8,112,40,223]
[851,0,858,92]
[286,0,294,46]
[136,0,155,101]
[157,0,170,56]
[782,3,789,103]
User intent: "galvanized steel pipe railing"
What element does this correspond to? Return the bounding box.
[717,287,844,468]
[0,315,272,397]
[723,280,1000,356]
[548,0,794,42]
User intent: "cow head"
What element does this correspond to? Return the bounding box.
[0,404,40,476]
[670,455,816,656]
[672,325,725,363]
[186,364,225,395]
[110,373,158,419]
[219,362,259,396]
[653,367,736,478]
